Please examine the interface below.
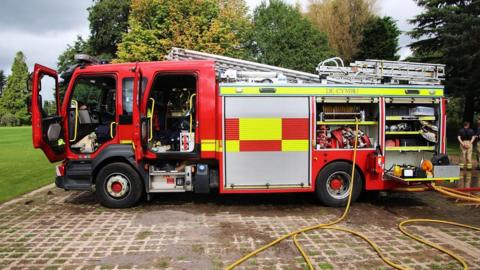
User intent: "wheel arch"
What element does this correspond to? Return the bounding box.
[91,145,147,186]
[315,159,365,190]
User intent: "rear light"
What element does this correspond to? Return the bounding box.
[56,164,65,177]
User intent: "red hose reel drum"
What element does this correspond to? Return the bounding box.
[331,127,371,148]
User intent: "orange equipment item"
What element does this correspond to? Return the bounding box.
[421,160,433,172]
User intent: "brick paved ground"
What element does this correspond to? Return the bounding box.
[0,181,479,270]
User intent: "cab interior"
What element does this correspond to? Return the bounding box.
[146,74,197,153]
[68,76,116,153]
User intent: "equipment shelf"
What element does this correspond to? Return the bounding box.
[385,146,435,151]
[385,131,422,135]
[385,173,459,182]
[316,121,378,125]
[385,116,435,121]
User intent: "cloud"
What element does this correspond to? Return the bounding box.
[0,0,91,33]
[0,0,424,76]
[0,0,90,74]
[0,30,89,74]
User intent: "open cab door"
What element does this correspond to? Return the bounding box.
[31,64,65,162]
[132,65,144,162]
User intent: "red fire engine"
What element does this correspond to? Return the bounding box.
[30,48,459,208]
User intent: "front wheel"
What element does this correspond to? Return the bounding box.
[315,161,362,207]
[95,162,144,208]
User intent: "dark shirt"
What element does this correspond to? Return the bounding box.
[458,127,475,140]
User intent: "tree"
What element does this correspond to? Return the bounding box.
[57,0,131,73]
[57,36,89,74]
[306,0,376,62]
[0,70,6,97]
[116,0,252,62]
[248,0,332,73]
[355,16,400,60]
[409,0,480,123]
[0,52,30,125]
[88,0,131,60]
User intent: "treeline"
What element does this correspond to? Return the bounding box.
[58,0,400,74]
[0,0,478,126]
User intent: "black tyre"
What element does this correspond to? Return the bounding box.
[95,162,144,208]
[315,161,363,207]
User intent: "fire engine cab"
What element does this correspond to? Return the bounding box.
[30,48,459,208]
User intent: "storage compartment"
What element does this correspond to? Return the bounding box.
[385,101,439,150]
[383,98,449,182]
[148,165,192,192]
[315,97,379,150]
[315,98,379,150]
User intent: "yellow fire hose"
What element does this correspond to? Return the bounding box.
[225,119,480,270]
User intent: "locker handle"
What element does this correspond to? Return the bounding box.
[405,89,420,95]
[259,88,276,93]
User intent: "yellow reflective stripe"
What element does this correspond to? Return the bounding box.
[201,139,216,151]
[220,86,444,96]
[225,140,240,152]
[120,140,135,150]
[239,118,281,140]
[282,140,308,151]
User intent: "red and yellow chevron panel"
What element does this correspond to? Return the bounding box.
[224,117,309,152]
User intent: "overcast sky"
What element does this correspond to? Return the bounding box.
[0,0,422,77]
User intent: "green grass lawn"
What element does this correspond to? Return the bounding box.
[0,127,56,203]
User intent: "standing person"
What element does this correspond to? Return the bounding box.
[475,119,480,169]
[457,121,475,170]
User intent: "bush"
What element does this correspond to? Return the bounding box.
[0,113,19,126]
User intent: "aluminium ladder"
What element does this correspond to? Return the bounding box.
[166,47,445,86]
[316,57,445,85]
[166,47,321,84]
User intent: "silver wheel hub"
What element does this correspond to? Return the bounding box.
[106,174,130,198]
[325,171,351,200]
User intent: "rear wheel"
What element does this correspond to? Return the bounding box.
[315,161,362,207]
[95,162,144,208]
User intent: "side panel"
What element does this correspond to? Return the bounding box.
[223,97,310,188]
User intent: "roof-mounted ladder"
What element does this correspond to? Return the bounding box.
[316,57,445,85]
[166,48,445,86]
[166,47,321,84]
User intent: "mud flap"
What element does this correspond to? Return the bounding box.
[194,164,210,194]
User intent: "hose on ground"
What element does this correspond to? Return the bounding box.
[225,118,480,270]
